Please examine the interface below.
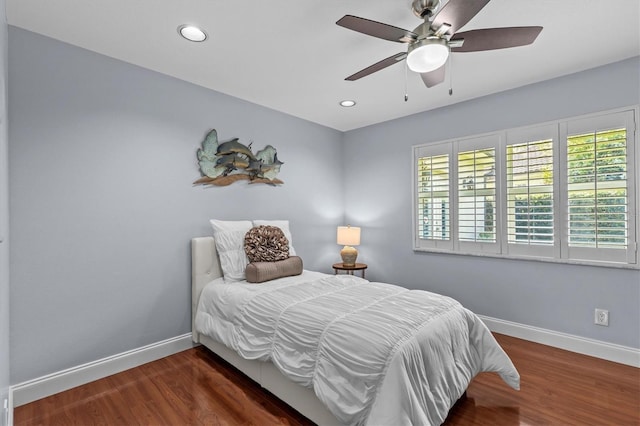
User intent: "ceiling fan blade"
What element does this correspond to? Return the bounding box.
[420,65,446,88]
[346,53,408,81]
[337,15,417,43]
[431,0,490,35]
[451,27,543,52]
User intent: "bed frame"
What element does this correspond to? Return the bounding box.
[191,237,339,425]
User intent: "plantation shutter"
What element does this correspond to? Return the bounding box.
[562,110,637,264]
[457,135,500,253]
[505,125,558,258]
[414,143,453,251]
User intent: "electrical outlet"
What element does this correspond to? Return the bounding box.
[594,308,609,326]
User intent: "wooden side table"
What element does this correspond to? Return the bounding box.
[332,263,367,279]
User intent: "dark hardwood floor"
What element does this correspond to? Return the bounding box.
[14,334,640,425]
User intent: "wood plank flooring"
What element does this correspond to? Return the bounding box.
[14,334,640,425]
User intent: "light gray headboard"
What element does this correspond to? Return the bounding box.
[191,237,223,343]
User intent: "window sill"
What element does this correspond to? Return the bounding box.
[412,246,639,270]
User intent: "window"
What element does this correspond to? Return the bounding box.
[505,124,558,258]
[457,135,500,254]
[415,144,452,251]
[417,153,450,241]
[413,108,638,267]
[562,111,636,264]
[458,149,496,242]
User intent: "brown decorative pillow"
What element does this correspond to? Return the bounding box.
[245,256,303,283]
[244,225,290,262]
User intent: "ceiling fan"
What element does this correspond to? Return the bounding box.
[336,0,542,88]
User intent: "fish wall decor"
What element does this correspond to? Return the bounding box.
[193,129,284,187]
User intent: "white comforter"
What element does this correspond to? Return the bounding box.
[195,271,520,425]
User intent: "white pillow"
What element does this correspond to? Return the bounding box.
[210,219,253,281]
[252,220,296,256]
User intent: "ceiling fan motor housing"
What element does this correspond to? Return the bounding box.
[412,0,440,18]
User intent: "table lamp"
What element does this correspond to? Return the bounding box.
[337,225,361,266]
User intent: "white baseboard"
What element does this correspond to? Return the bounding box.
[3,390,11,426]
[480,315,640,368]
[11,333,195,407]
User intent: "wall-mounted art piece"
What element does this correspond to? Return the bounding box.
[194,129,284,187]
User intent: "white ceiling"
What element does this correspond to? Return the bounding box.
[7,0,640,131]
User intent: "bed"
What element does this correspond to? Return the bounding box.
[191,234,520,425]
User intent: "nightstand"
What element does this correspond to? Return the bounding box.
[332,263,367,279]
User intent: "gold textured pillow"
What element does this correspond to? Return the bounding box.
[245,256,303,283]
[244,225,290,262]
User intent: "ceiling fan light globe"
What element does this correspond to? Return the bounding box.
[406,38,449,73]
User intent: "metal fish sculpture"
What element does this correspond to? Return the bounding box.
[216,139,257,161]
[197,129,218,161]
[245,158,264,178]
[255,145,277,163]
[254,145,284,180]
[194,130,284,186]
[215,153,251,176]
[196,129,225,179]
[261,153,284,181]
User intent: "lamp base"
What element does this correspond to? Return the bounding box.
[340,246,358,266]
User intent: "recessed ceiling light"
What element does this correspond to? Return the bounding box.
[178,25,207,42]
[340,100,356,107]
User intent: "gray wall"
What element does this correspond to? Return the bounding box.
[343,57,640,349]
[8,27,344,383]
[0,0,9,418]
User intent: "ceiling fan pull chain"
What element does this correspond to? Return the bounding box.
[404,61,409,102]
[448,54,453,96]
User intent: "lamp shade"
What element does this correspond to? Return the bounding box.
[337,226,361,246]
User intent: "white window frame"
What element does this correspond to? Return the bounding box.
[412,106,639,269]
